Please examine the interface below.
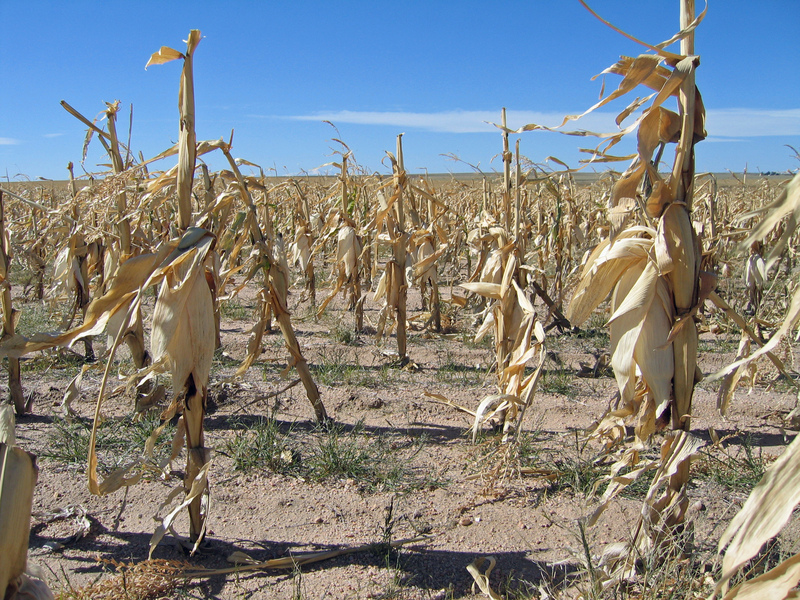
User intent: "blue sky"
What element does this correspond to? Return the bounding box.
[1,1,798,181]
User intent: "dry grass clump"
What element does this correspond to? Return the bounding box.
[53,559,190,600]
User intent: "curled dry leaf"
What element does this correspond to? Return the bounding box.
[466,556,503,600]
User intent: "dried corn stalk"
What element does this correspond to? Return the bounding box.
[461,251,546,446]
[409,228,447,331]
[744,241,766,316]
[551,0,709,575]
[151,230,216,543]
[316,149,365,331]
[0,192,24,414]
[372,135,411,360]
[288,180,316,304]
[218,142,327,422]
[146,29,201,230]
[75,232,215,552]
[60,101,150,368]
[706,172,800,385]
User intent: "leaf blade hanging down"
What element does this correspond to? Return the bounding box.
[717,433,800,594]
[0,444,38,597]
[717,334,751,417]
[148,461,211,558]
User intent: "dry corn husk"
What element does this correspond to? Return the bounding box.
[151,232,216,397]
[567,225,674,447]
[51,245,81,297]
[290,224,312,272]
[317,222,362,318]
[745,251,766,300]
[410,231,443,283]
[374,253,403,341]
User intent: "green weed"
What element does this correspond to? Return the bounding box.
[224,416,296,474]
[219,297,252,321]
[330,319,359,345]
[305,420,420,491]
[543,431,605,495]
[222,417,444,493]
[698,335,740,354]
[434,350,484,386]
[694,433,774,492]
[43,411,175,474]
[311,347,364,386]
[539,368,578,396]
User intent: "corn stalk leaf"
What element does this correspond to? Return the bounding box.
[145,46,184,68]
[0,444,37,596]
[717,433,800,594]
[466,556,503,600]
[737,172,800,273]
[722,551,800,600]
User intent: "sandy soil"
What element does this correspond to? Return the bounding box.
[8,268,800,600]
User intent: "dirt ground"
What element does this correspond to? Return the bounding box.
[8,268,799,600]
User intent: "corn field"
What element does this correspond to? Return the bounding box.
[2,6,800,600]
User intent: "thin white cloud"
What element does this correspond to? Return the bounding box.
[705,108,800,137]
[284,109,620,134]
[704,136,746,144]
[283,107,800,138]
[0,137,20,145]
[43,133,64,138]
